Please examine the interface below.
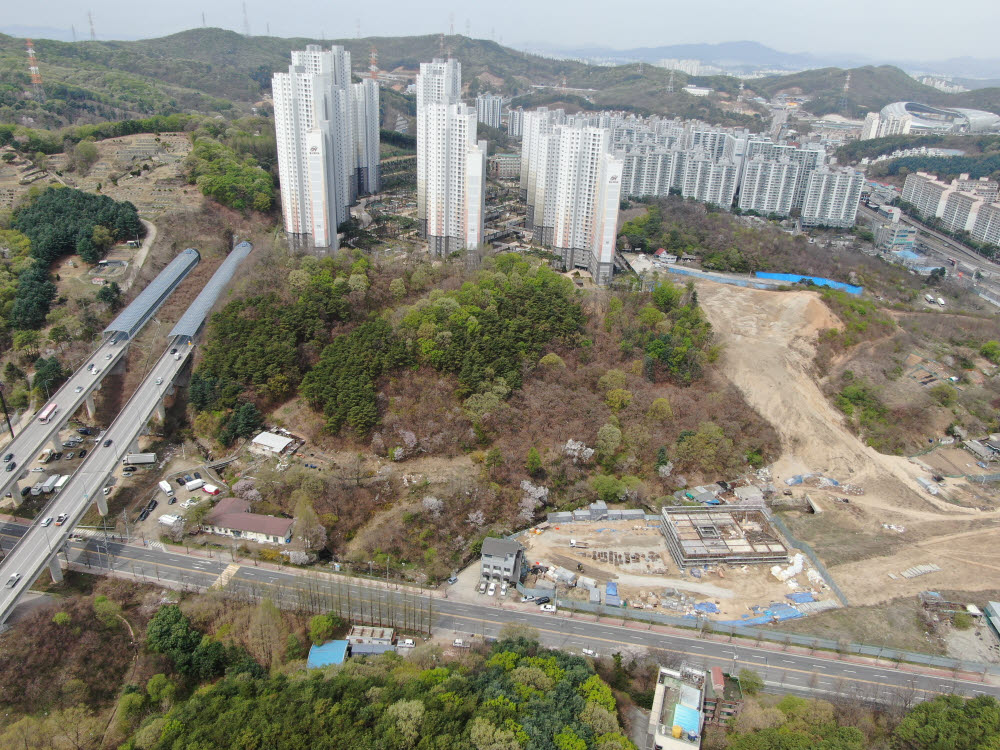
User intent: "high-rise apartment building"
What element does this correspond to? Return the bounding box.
[972,203,1000,247]
[902,171,955,218]
[520,117,622,284]
[744,140,823,208]
[351,78,381,195]
[738,157,799,216]
[860,112,881,141]
[800,167,864,228]
[507,107,524,138]
[416,58,487,255]
[476,93,503,129]
[273,45,380,249]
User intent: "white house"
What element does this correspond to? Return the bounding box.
[251,431,295,455]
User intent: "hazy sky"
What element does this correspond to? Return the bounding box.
[4,0,995,61]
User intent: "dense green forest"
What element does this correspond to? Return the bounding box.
[5,187,143,329]
[127,630,636,750]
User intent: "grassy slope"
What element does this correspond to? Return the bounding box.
[752,64,1000,117]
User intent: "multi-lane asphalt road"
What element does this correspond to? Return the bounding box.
[0,337,128,501]
[0,343,193,623]
[1,519,994,705]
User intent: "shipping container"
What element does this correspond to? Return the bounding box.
[184,478,205,491]
[122,453,157,466]
[158,480,175,497]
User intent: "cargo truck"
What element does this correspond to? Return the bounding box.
[202,483,220,495]
[184,478,205,491]
[42,474,60,493]
[54,475,70,492]
[158,480,175,497]
[122,453,156,466]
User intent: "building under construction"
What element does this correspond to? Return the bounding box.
[659,505,789,568]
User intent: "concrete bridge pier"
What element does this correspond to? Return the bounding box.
[9,478,22,507]
[85,392,96,420]
[48,557,63,584]
[155,400,166,423]
[95,493,108,516]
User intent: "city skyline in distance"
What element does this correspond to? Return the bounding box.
[2,0,997,69]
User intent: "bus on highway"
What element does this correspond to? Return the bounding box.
[38,403,58,424]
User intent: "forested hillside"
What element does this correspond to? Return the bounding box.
[753,65,1000,117]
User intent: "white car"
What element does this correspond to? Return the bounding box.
[478,581,487,594]
[74,386,83,393]
[155,378,163,385]
[487,582,497,596]
[401,639,415,648]
[500,583,508,596]
[540,604,557,613]
[40,517,53,527]
[105,353,112,360]
[582,648,597,657]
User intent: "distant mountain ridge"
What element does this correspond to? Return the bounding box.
[527,40,1000,81]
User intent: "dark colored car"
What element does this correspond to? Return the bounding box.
[535,596,551,605]
[182,474,194,484]
[138,510,149,522]
[168,496,176,505]
[193,472,201,480]
[51,452,62,461]
[3,453,13,463]
[175,477,186,487]
[19,487,31,498]
[146,499,158,512]
[4,461,14,472]
[78,449,87,459]
[103,439,113,447]
[77,427,93,435]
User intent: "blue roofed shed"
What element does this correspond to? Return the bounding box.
[307,640,348,668]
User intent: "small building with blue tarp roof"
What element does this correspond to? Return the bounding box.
[307,640,348,668]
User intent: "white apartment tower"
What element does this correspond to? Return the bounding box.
[476,93,503,130]
[273,45,380,249]
[521,120,623,284]
[416,58,487,255]
[507,107,524,138]
[738,157,799,216]
[800,168,864,228]
[352,78,381,195]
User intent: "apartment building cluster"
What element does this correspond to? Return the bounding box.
[520,107,624,284]
[273,45,381,249]
[608,114,864,228]
[902,171,1000,247]
[416,59,488,255]
[859,111,913,140]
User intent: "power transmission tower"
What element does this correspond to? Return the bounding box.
[88,11,96,41]
[356,18,361,39]
[838,71,851,114]
[465,18,471,37]
[666,70,674,93]
[369,46,379,80]
[242,1,250,37]
[449,12,454,36]
[71,25,77,42]
[25,39,45,102]
[201,12,206,27]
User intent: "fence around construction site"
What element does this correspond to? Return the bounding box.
[768,515,851,608]
[526,589,1000,676]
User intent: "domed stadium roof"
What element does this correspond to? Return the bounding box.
[880,101,1000,132]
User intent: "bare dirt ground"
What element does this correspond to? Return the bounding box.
[696,281,1000,607]
[519,521,836,620]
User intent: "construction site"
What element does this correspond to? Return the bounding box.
[517,512,838,624]
[658,505,789,568]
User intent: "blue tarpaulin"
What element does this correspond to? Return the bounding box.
[754,272,863,295]
[606,582,618,597]
[786,592,816,604]
[694,602,720,613]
